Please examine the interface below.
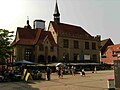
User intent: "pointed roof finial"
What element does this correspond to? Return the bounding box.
[25,16,31,29]
[27,16,29,20]
[27,16,29,26]
[54,0,60,16]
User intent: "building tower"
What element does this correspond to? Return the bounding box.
[53,1,60,23]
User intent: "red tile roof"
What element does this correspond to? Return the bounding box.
[49,21,95,40]
[107,44,120,52]
[11,27,56,46]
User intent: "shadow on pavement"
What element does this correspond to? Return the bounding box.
[0,81,40,90]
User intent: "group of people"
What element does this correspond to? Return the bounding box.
[46,65,86,81]
[0,69,22,82]
[46,65,64,81]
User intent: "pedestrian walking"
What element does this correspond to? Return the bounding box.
[46,67,52,80]
[71,66,75,76]
[58,65,63,78]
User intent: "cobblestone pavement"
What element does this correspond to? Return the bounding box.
[0,70,119,90]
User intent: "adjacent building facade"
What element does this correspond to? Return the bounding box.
[11,2,101,64]
[100,38,114,55]
[12,20,57,64]
[101,44,120,64]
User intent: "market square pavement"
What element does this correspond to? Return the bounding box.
[0,70,120,90]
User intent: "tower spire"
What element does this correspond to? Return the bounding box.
[53,0,60,23]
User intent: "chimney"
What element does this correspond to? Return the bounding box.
[33,19,45,30]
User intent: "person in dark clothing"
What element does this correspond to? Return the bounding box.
[46,67,51,80]
[81,69,85,76]
[58,65,63,78]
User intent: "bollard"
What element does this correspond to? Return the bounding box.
[107,78,115,90]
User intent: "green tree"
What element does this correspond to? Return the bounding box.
[0,29,14,64]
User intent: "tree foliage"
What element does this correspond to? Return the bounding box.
[0,29,14,63]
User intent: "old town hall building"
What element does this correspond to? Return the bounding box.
[12,2,101,64]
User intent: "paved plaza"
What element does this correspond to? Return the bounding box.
[0,70,119,90]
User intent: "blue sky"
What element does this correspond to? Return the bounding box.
[0,0,120,44]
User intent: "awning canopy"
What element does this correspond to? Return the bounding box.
[13,60,35,66]
[66,63,100,66]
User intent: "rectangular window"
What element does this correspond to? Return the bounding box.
[73,53,79,61]
[63,39,69,48]
[74,40,79,49]
[92,42,96,50]
[85,42,89,49]
[24,49,32,61]
[93,54,97,62]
